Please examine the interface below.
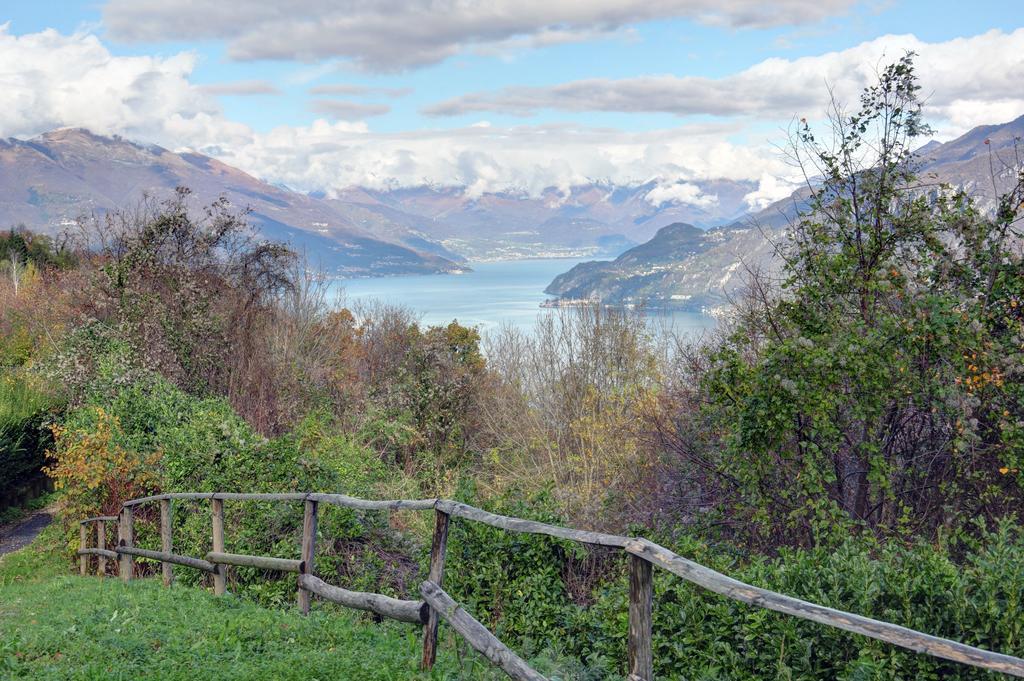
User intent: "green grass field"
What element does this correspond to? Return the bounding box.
[0,527,578,681]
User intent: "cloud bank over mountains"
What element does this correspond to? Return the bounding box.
[1,21,1022,212]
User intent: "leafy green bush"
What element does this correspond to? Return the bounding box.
[691,57,1024,547]
[445,490,582,646]
[444,492,1024,680]
[50,369,405,604]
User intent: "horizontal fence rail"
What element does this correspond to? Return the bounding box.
[75,492,1024,680]
[119,546,217,573]
[300,574,428,625]
[206,551,305,573]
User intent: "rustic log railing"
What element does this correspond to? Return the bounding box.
[76,492,1024,680]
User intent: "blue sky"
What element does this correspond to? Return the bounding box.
[1,1,1022,205]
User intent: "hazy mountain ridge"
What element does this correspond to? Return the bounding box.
[0,129,465,276]
[334,178,758,260]
[0,127,764,268]
[545,116,1024,312]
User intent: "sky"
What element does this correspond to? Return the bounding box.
[1,1,1022,209]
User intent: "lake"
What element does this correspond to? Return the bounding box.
[333,258,717,337]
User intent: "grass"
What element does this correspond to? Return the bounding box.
[0,526,582,681]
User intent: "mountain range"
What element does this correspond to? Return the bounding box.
[0,128,759,274]
[0,128,465,276]
[544,115,1024,313]
[332,179,757,261]
[2,117,1020,295]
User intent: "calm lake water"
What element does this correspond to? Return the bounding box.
[334,258,717,337]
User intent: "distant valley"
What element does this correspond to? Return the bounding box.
[2,117,1020,297]
[333,178,757,261]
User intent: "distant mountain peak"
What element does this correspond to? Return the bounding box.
[655,222,702,237]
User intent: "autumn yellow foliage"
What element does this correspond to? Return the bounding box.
[43,407,161,551]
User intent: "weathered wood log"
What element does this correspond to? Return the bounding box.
[298,499,318,614]
[160,498,173,587]
[96,521,107,577]
[124,492,218,506]
[628,554,653,681]
[118,507,134,582]
[625,538,1024,678]
[436,500,629,547]
[211,497,225,595]
[307,493,437,511]
[79,523,88,576]
[420,581,546,681]
[421,508,450,671]
[117,545,217,573]
[298,574,428,624]
[123,491,437,511]
[79,515,118,524]
[77,548,118,559]
[206,551,305,573]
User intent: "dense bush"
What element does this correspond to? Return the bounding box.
[0,377,57,508]
[44,363,409,604]
[445,494,1024,679]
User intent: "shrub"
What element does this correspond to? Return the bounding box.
[44,406,162,552]
[47,369,406,604]
[0,375,58,508]
[675,56,1024,547]
[443,491,1024,680]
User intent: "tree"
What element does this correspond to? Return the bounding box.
[69,188,297,430]
[697,55,1024,546]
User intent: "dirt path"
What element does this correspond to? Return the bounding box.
[0,510,53,557]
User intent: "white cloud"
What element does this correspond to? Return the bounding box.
[645,182,718,207]
[216,121,785,198]
[0,26,788,198]
[101,0,857,72]
[307,84,412,98]
[309,100,391,120]
[423,28,1024,126]
[198,80,281,96]
[0,26,211,141]
[742,174,805,210]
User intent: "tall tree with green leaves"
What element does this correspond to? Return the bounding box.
[700,55,1024,546]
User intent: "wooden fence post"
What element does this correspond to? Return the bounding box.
[628,554,654,681]
[421,508,451,671]
[96,521,107,577]
[298,499,319,614]
[118,507,134,582]
[79,523,88,576]
[160,498,173,587]
[211,497,226,595]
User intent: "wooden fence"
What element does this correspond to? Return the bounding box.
[76,492,1024,680]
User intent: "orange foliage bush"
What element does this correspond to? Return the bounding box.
[43,407,161,550]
